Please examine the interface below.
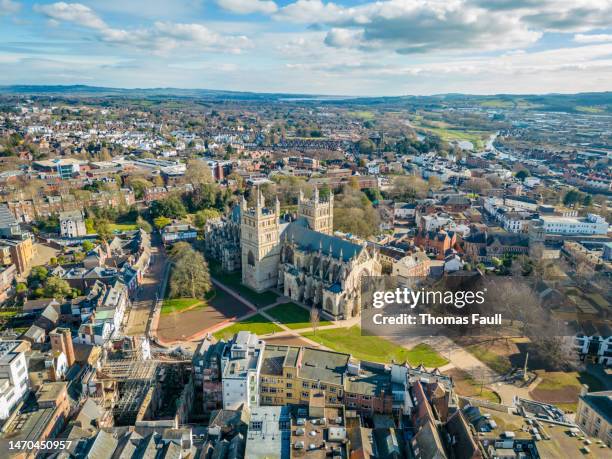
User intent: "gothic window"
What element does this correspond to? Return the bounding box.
[248,250,255,266]
[325,297,333,311]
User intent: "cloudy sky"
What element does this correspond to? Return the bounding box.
[1,0,612,95]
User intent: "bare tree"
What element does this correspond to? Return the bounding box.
[310,307,320,336]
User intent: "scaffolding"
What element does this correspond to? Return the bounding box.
[98,358,158,381]
[113,379,154,425]
[97,353,159,426]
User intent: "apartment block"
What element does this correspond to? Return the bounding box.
[0,340,29,419]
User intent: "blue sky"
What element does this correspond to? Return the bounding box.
[1,0,612,95]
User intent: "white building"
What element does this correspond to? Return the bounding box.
[538,213,609,236]
[0,341,29,419]
[575,335,612,366]
[221,331,264,410]
[59,210,87,238]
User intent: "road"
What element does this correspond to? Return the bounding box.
[124,233,168,337]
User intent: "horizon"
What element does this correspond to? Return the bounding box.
[2,83,612,99]
[1,1,612,95]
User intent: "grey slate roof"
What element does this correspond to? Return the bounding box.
[283,218,363,262]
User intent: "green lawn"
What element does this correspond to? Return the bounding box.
[302,326,449,367]
[213,314,282,340]
[530,371,605,412]
[0,310,19,319]
[266,303,332,330]
[161,298,206,315]
[109,222,139,232]
[208,260,278,307]
[445,368,502,404]
[466,344,513,375]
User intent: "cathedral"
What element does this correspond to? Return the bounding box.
[205,188,381,319]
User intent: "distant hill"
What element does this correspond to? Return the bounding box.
[1,85,611,113]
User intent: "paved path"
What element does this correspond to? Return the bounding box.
[125,234,167,337]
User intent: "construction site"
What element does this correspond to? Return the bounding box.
[95,338,194,428]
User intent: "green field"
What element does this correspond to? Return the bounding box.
[480,99,514,108]
[213,314,282,340]
[466,344,512,375]
[209,261,278,307]
[575,105,604,113]
[109,222,139,232]
[266,303,332,330]
[161,298,206,315]
[302,326,449,367]
[445,368,501,404]
[530,371,605,412]
[416,126,487,150]
[347,110,375,120]
[0,310,19,319]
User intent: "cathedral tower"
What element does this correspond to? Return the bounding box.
[297,188,334,235]
[240,189,281,292]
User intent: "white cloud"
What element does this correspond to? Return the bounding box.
[217,0,277,15]
[277,0,542,54]
[0,0,20,15]
[33,2,252,54]
[574,33,612,44]
[34,2,107,29]
[324,28,363,48]
[275,0,344,23]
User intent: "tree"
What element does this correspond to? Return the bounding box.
[582,194,593,207]
[358,139,375,156]
[28,266,48,287]
[184,183,218,212]
[563,189,582,208]
[85,218,96,234]
[94,219,112,242]
[310,307,320,336]
[428,176,443,190]
[333,186,381,237]
[184,159,213,186]
[43,276,72,299]
[136,216,152,233]
[15,282,27,299]
[169,244,212,299]
[129,178,153,200]
[391,175,429,200]
[154,216,172,230]
[464,178,492,194]
[82,240,95,253]
[194,209,220,228]
[150,195,187,219]
[515,170,530,182]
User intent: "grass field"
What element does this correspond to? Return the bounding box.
[209,261,278,307]
[161,298,206,315]
[466,344,513,375]
[530,371,605,412]
[416,126,488,150]
[347,110,375,120]
[575,105,604,113]
[109,222,139,232]
[480,99,514,108]
[445,368,501,404]
[266,303,332,330]
[0,310,19,319]
[213,314,282,340]
[302,326,449,367]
